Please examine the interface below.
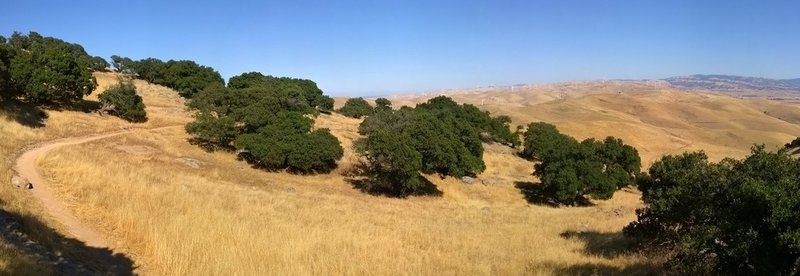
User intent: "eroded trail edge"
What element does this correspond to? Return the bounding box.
[14,125,180,249]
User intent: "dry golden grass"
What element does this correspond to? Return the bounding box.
[4,74,800,275]
[388,81,800,166]
[37,126,653,275]
[0,72,187,273]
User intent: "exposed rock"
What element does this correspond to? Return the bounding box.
[11,175,27,188]
[175,157,204,169]
[462,176,477,184]
[26,183,33,189]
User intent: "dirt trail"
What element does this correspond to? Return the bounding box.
[14,125,180,249]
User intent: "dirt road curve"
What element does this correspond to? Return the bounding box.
[14,125,180,249]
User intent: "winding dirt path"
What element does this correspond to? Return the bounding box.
[14,125,180,249]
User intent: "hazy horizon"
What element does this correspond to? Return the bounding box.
[3,0,799,96]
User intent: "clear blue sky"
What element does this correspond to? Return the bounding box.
[2,0,799,96]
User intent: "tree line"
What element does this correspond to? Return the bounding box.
[110,55,224,98]
[0,32,146,122]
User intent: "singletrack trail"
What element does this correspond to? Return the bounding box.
[14,125,180,249]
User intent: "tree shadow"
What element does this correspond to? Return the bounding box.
[187,137,236,153]
[560,230,637,258]
[545,262,663,276]
[0,206,135,275]
[514,181,593,207]
[0,99,48,128]
[236,152,340,175]
[40,99,103,114]
[344,163,443,198]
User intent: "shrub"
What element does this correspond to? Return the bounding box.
[98,78,147,122]
[337,97,374,118]
[625,146,800,275]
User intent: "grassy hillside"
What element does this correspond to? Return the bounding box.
[3,74,800,274]
[0,72,188,274]
[390,81,800,165]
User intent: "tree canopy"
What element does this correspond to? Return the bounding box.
[337,97,374,118]
[227,72,334,110]
[110,56,224,98]
[1,32,97,104]
[375,97,392,112]
[186,72,343,173]
[354,96,520,196]
[625,146,800,275]
[521,122,641,205]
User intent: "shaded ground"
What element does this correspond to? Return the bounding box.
[0,204,134,275]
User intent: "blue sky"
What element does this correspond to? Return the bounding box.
[2,0,799,96]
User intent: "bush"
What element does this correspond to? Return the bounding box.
[522,122,641,205]
[98,78,147,122]
[186,73,343,173]
[3,32,97,104]
[337,97,374,118]
[625,146,800,275]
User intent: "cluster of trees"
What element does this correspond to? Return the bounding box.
[110,55,224,98]
[625,145,800,275]
[337,97,392,118]
[354,96,519,196]
[185,72,342,173]
[98,78,147,122]
[521,122,641,205]
[0,32,101,105]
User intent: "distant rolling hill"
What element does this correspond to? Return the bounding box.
[664,74,800,91]
[663,75,800,102]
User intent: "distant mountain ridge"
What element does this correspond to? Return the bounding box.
[663,75,800,91]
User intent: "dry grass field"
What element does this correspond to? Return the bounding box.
[2,73,800,274]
